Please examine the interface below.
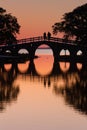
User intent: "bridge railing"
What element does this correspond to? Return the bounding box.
[0,36,76,47]
[16,36,76,45]
[50,37,76,44]
[17,36,44,44]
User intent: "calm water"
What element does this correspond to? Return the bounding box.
[0,49,87,130]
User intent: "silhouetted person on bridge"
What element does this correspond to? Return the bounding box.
[43,32,47,40]
[47,32,51,40]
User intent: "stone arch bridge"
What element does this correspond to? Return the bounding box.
[0,36,87,61]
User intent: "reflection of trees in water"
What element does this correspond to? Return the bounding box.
[53,69,87,115]
[0,67,20,112]
[0,60,87,115]
[27,60,87,115]
[23,60,87,117]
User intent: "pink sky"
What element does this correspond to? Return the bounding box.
[0,0,87,39]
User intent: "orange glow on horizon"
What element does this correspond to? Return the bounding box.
[0,0,86,39]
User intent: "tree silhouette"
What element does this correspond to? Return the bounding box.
[52,3,87,44]
[0,7,20,44]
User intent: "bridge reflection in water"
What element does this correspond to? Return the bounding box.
[0,57,87,115]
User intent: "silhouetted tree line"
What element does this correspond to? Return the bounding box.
[0,4,87,46]
[0,7,20,45]
[52,3,87,45]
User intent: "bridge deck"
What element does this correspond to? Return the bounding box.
[0,36,77,47]
[17,36,76,45]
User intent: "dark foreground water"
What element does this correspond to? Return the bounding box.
[0,50,87,130]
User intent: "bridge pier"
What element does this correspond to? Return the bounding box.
[29,50,35,61]
[52,47,61,62]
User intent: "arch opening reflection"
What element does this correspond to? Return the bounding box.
[4,64,12,72]
[59,62,70,72]
[17,61,29,73]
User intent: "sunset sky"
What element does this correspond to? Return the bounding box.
[0,0,87,39]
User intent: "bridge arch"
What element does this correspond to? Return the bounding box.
[18,48,29,54]
[59,49,70,56]
[33,42,55,57]
[0,36,86,62]
[76,50,83,56]
[34,44,54,76]
[35,44,53,55]
[3,49,12,55]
